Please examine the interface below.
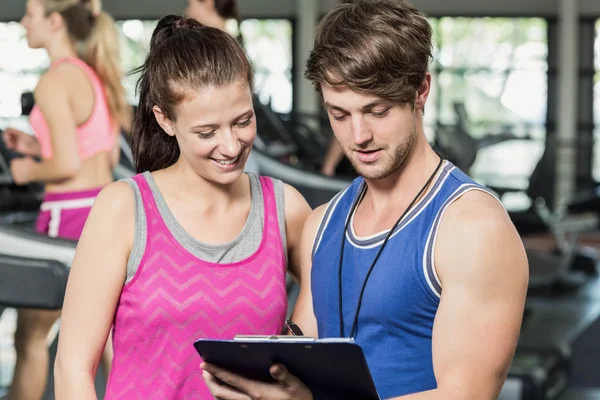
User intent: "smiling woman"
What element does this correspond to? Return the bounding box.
[53,13,313,400]
[160,82,256,178]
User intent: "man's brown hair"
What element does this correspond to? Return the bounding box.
[305,0,433,107]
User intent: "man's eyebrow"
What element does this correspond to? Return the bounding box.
[360,100,391,112]
[324,102,347,113]
[323,100,391,113]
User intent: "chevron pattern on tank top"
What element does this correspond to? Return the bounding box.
[104,175,287,400]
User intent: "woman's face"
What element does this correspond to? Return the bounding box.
[21,0,55,49]
[157,79,256,186]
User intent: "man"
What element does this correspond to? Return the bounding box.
[202,0,529,399]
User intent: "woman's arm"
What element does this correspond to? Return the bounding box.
[25,68,81,183]
[54,181,135,399]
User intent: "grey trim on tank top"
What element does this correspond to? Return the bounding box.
[121,172,287,285]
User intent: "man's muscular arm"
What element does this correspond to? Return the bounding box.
[388,191,528,400]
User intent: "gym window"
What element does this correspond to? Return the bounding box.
[0,18,294,123]
[116,19,158,105]
[117,18,294,114]
[428,17,548,190]
[0,19,157,124]
[237,19,294,114]
[593,19,600,181]
[0,22,49,129]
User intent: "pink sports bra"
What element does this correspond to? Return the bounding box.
[29,57,115,160]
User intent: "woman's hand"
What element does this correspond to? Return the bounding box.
[3,128,41,157]
[10,157,37,185]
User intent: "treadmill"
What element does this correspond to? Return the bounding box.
[252,143,350,208]
[0,252,70,399]
[0,130,78,262]
[488,145,600,290]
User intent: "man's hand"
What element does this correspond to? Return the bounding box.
[201,363,313,400]
[10,157,37,185]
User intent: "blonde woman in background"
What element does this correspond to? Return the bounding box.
[2,0,130,398]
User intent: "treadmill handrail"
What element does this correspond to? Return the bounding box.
[252,149,351,192]
[0,252,69,310]
[0,223,76,267]
[113,163,135,180]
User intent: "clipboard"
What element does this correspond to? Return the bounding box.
[194,335,380,400]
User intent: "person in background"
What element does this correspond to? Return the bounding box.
[186,0,238,33]
[1,0,131,399]
[320,139,346,176]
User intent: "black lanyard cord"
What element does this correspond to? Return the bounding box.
[338,156,444,338]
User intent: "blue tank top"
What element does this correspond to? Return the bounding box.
[311,161,497,398]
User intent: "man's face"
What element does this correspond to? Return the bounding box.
[321,81,428,180]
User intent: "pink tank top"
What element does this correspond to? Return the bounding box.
[29,57,115,160]
[105,174,288,399]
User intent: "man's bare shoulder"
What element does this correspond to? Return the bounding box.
[444,189,508,226]
[435,189,527,285]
